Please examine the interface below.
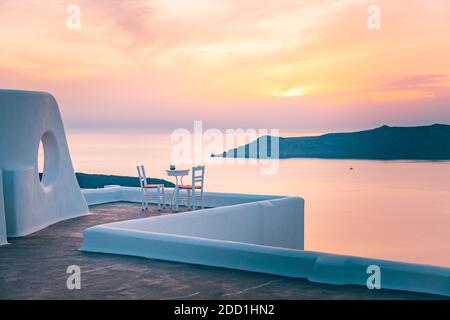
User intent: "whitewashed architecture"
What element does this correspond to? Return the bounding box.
[0,90,89,241]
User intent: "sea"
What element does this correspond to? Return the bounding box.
[39,130,450,268]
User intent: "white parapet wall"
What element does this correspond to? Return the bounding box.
[84,196,304,250]
[81,187,450,297]
[0,90,89,238]
[82,186,285,208]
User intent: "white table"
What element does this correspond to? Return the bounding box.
[166,169,190,212]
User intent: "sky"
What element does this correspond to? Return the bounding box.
[0,0,449,133]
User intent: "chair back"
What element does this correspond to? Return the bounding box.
[136,165,147,188]
[192,165,205,190]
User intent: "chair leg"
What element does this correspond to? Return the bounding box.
[170,187,175,210]
[192,190,196,211]
[201,192,204,209]
[161,187,165,208]
[142,189,147,211]
[175,187,179,212]
[157,187,161,211]
[187,189,192,210]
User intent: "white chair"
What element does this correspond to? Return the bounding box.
[179,165,205,210]
[137,165,165,211]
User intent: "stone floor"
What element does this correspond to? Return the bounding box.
[0,202,445,300]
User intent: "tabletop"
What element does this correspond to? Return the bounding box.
[166,169,190,177]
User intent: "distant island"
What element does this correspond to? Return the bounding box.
[39,172,175,189]
[215,124,450,160]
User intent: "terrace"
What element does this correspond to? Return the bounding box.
[0,90,449,300]
[0,202,441,300]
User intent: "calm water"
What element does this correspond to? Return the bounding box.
[54,131,450,268]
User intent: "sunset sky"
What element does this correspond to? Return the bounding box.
[1,0,449,133]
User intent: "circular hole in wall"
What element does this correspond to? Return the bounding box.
[38,140,44,182]
[37,131,60,188]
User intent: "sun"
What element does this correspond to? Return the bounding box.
[276,87,306,98]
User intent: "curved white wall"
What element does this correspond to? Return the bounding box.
[85,196,304,250]
[82,193,450,297]
[0,90,89,237]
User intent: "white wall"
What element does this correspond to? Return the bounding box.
[83,186,284,207]
[0,90,89,237]
[90,196,304,250]
[82,186,124,206]
[82,193,450,297]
